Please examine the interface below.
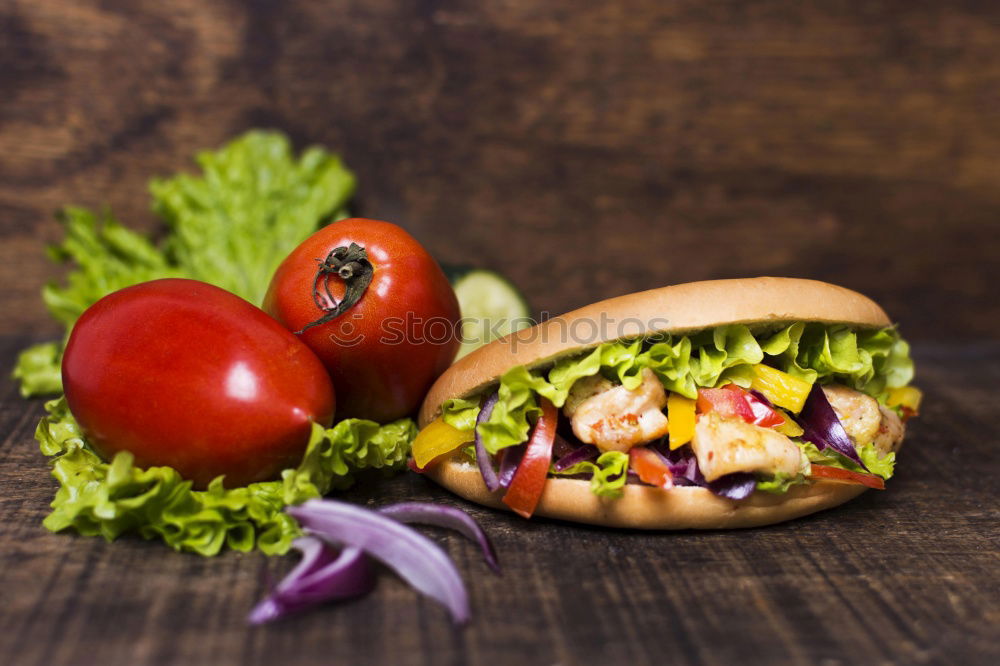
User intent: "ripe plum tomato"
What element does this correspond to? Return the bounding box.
[263,218,461,422]
[62,279,336,489]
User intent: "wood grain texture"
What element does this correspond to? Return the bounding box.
[1,0,998,339]
[2,1,999,664]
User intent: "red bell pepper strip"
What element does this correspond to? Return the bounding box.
[744,391,786,428]
[502,398,558,518]
[809,464,885,490]
[697,387,728,417]
[698,384,785,428]
[629,447,673,489]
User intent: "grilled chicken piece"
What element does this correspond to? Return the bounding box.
[822,385,881,446]
[566,368,669,452]
[691,412,806,482]
[823,384,905,454]
[873,405,905,454]
[563,375,615,417]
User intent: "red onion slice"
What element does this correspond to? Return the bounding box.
[378,502,500,573]
[247,537,373,625]
[474,393,501,491]
[553,443,599,471]
[288,499,471,624]
[798,384,868,470]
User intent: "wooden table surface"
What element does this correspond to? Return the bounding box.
[2,338,998,665]
[2,1,998,665]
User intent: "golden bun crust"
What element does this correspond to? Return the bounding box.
[426,453,868,529]
[420,277,890,427]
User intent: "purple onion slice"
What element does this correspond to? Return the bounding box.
[249,501,501,626]
[247,537,372,625]
[649,441,756,498]
[497,441,526,489]
[552,433,577,459]
[707,473,756,500]
[288,499,471,623]
[378,502,500,573]
[553,443,600,472]
[797,384,867,469]
[650,441,705,486]
[474,393,501,491]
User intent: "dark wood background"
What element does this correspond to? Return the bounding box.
[1,2,997,665]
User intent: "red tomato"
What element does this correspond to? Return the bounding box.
[697,385,755,422]
[808,464,886,490]
[629,447,673,489]
[743,391,786,428]
[698,384,785,428]
[62,279,336,489]
[502,398,557,519]
[264,218,461,422]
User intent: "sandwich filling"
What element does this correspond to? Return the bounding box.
[412,322,920,517]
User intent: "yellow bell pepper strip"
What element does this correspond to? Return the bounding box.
[887,386,922,420]
[750,364,813,413]
[411,418,473,469]
[667,393,696,450]
[774,412,804,437]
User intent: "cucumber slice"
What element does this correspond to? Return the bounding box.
[447,267,531,359]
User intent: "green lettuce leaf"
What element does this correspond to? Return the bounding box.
[440,398,481,431]
[549,340,646,396]
[771,324,914,397]
[755,471,809,494]
[150,130,355,304]
[633,336,695,397]
[551,451,630,498]
[37,398,414,556]
[478,365,556,455]
[41,207,181,328]
[857,443,896,479]
[12,342,63,398]
[13,130,356,397]
[796,439,895,480]
[689,325,764,390]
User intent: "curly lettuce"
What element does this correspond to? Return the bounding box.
[440,397,482,431]
[13,130,356,398]
[755,471,809,494]
[11,341,62,398]
[551,451,630,499]
[796,439,896,481]
[38,398,414,556]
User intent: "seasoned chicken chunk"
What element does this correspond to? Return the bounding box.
[822,384,905,454]
[873,405,905,454]
[566,368,669,452]
[691,412,806,482]
[563,374,615,417]
[823,384,881,446]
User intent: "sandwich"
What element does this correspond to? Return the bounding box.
[411,277,921,529]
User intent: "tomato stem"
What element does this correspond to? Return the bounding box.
[295,243,373,334]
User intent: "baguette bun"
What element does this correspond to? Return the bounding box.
[417,277,895,529]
